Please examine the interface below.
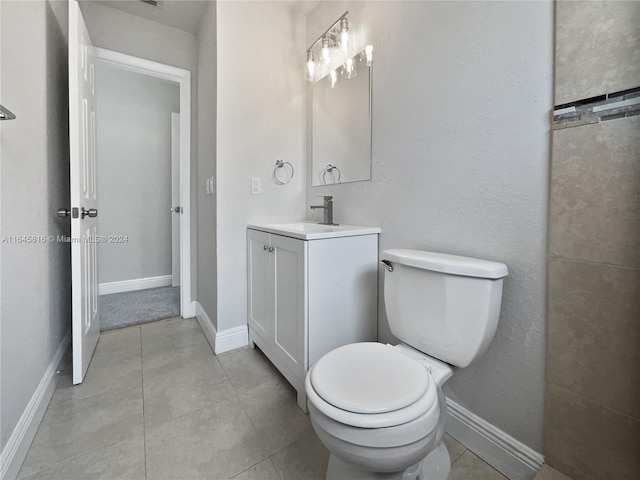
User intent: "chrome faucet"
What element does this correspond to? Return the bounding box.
[310,196,337,225]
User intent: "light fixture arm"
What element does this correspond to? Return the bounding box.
[306,11,349,53]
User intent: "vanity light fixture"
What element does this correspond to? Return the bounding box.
[305,11,373,86]
[306,12,355,82]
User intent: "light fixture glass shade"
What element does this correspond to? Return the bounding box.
[343,57,357,79]
[305,51,315,82]
[328,69,338,88]
[339,17,350,53]
[321,37,331,64]
[365,45,374,66]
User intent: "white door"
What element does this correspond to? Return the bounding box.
[272,235,306,376]
[247,229,272,340]
[171,113,180,287]
[69,0,100,385]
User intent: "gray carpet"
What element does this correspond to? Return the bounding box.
[100,286,180,331]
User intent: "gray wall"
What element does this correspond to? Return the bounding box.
[0,0,70,452]
[306,1,553,452]
[79,1,198,300]
[96,64,180,284]
[196,2,217,326]
[215,1,307,332]
[546,2,640,478]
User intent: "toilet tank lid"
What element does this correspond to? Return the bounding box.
[381,249,508,279]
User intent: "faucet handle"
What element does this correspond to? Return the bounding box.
[316,195,333,201]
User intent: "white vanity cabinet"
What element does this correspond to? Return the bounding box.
[247,224,380,411]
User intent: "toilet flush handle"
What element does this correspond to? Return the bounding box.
[381,260,393,272]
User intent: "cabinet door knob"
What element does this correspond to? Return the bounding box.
[268,247,274,252]
[263,245,268,250]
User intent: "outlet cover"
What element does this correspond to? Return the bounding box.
[251,177,262,195]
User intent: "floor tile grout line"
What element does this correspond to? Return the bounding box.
[140,320,239,432]
[235,390,271,458]
[17,433,143,480]
[268,454,287,480]
[143,393,238,434]
[462,450,509,479]
[227,456,274,480]
[215,348,303,478]
[19,327,147,479]
[49,370,142,409]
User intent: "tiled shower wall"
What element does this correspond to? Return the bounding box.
[545,1,640,479]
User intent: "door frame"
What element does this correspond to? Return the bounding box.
[94,47,193,317]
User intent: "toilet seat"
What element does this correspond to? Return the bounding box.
[307,343,439,429]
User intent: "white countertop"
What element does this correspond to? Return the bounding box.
[247,222,381,240]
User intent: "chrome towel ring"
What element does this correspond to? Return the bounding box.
[322,164,341,184]
[273,159,294,185]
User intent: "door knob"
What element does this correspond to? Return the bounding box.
[57,208,70,218]
[81,207,98,218]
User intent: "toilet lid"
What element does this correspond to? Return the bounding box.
[310,343,430,414]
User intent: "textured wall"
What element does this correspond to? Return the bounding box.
[306,0,553,452]
[96,64,180,284]
[555,0,640,104]
[215,1,307,332]
[196,2,218,327]
[79,1,199,300]
[0,0,70,452]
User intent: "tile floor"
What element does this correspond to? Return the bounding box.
[19,317,538,480]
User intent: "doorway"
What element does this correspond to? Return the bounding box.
[94,48,192,329]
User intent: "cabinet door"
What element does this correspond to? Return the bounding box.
[247,229,273,340]
[272,234,307,377]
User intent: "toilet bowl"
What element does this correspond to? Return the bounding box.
[305,249,508,480]
[306,342,453,480]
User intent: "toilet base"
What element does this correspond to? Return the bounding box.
[326,442,451,480]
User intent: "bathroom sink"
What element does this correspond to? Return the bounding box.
[248,222,381,240]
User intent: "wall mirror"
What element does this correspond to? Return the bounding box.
[312,50,372,186]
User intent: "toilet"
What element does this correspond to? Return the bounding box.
[305,249,508,480]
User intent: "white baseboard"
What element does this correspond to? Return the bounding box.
[215,325,249,354]
[183,300,196,319]
[194,302,248,355]
[445,397,544,480]
[1,334,70,480]
[195,301,217,352]
[99,275,172,295]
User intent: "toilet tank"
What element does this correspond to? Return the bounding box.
[381,249,508,368]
